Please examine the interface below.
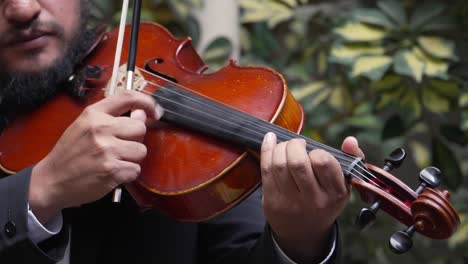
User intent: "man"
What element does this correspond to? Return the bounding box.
[0,0,364,263]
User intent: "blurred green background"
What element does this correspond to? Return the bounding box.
[90,0,468,262]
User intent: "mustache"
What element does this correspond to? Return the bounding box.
[0,20,65,45]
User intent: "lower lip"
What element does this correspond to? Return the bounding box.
[11,35,51,51]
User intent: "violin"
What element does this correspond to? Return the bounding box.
[0,23,459,254]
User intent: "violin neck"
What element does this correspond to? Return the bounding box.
[153,84,364,179]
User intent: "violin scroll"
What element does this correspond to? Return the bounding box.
[352,149,460,254]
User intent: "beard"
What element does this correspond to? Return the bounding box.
[0,1,97,116]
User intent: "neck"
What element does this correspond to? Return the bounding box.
[152,83,368,182]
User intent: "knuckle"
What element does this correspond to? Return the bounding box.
[273,160,288,173]
[101,160,118,175]
[82,106,95,117]
[263,198,281,214]
[288,158,308,173]
[89,122,108,136]
[260,163,271,176]
[310,150,333,169]
[313,198,328,210]
[335,187,349,202]
[126,165,141,182]
[94,140,113,155]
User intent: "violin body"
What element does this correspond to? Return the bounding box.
[0,23,304,221]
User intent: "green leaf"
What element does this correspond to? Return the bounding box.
[440,125,468,146]
[308,89,331,108]
[334,21,387,42]
[370,74,402,91]
[346,115,381,129]
[428,79,459,99]
[202,37,232,70]
[432,138,463,190]
[394,50,425,83]
[409,1,446,30]
[329,44,385,66]
[377,0,407,26]
[279,0,297,8]
[376,86,405,109]
[417,36,458,61]
[412,47,450,80]
[460,92,468,108]
[400,87,422,119]
[409,141,431,168]
[422,85,450,113]
[351,55,392,81]
[240,0,294,27]
[292,81,326,101]
[328,85,353,111]
[420,16,456,32]
[352,8,396,29]
[382,114,405,140]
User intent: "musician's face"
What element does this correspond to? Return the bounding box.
[0,0,81,74]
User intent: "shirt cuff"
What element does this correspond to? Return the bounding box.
[271,225,337,264]
[27,203,63,244]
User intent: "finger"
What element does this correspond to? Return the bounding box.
[112,139,148,163]
[341,136,365,158]
[285,138,320,194]
[112,160,142,184]
[260,132,280,195]
[272,141,300,194]
[130,109,147,123]
[110,116,147,142]
[91,91,159,120]
[309,149,348,196]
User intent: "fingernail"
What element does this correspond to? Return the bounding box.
[155,104,164,119]
[263,132,275,144]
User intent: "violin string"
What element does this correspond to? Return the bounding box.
[117,68,383,187]
[143,104,381,187]
[126,67,359,164]
[135,85,380,187]
[131,70,383,184]
[110,68,383,188]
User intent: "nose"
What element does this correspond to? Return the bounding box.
[3,0,41,25]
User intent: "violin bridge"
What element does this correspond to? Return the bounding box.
[105,64,147,97]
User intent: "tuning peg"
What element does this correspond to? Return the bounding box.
[356,201,380,229]
[383,148,406,171]
[356,148,406,230]
[415,167,442,194]
[389,167,444,254]
[389,225,416,254]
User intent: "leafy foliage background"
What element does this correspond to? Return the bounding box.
[90,0,468,262]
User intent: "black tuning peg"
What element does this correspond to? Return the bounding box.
[415,167,442,194]
[383,148,406,172]
[356,202,380,229]
[356,148,406,230]
[388,167,443,254]
[389,225,416,254]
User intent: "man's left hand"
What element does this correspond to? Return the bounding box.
[260,133,364,263]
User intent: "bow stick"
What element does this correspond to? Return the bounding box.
[111,0,143,203]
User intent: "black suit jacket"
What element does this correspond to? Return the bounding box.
[0,167,339,264]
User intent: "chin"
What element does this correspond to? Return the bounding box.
[8,52,62,75]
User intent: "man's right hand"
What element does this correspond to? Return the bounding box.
[28,91,164,224]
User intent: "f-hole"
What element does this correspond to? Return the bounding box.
[145,58,178,83]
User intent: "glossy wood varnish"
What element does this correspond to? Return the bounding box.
[0,23,303,221]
